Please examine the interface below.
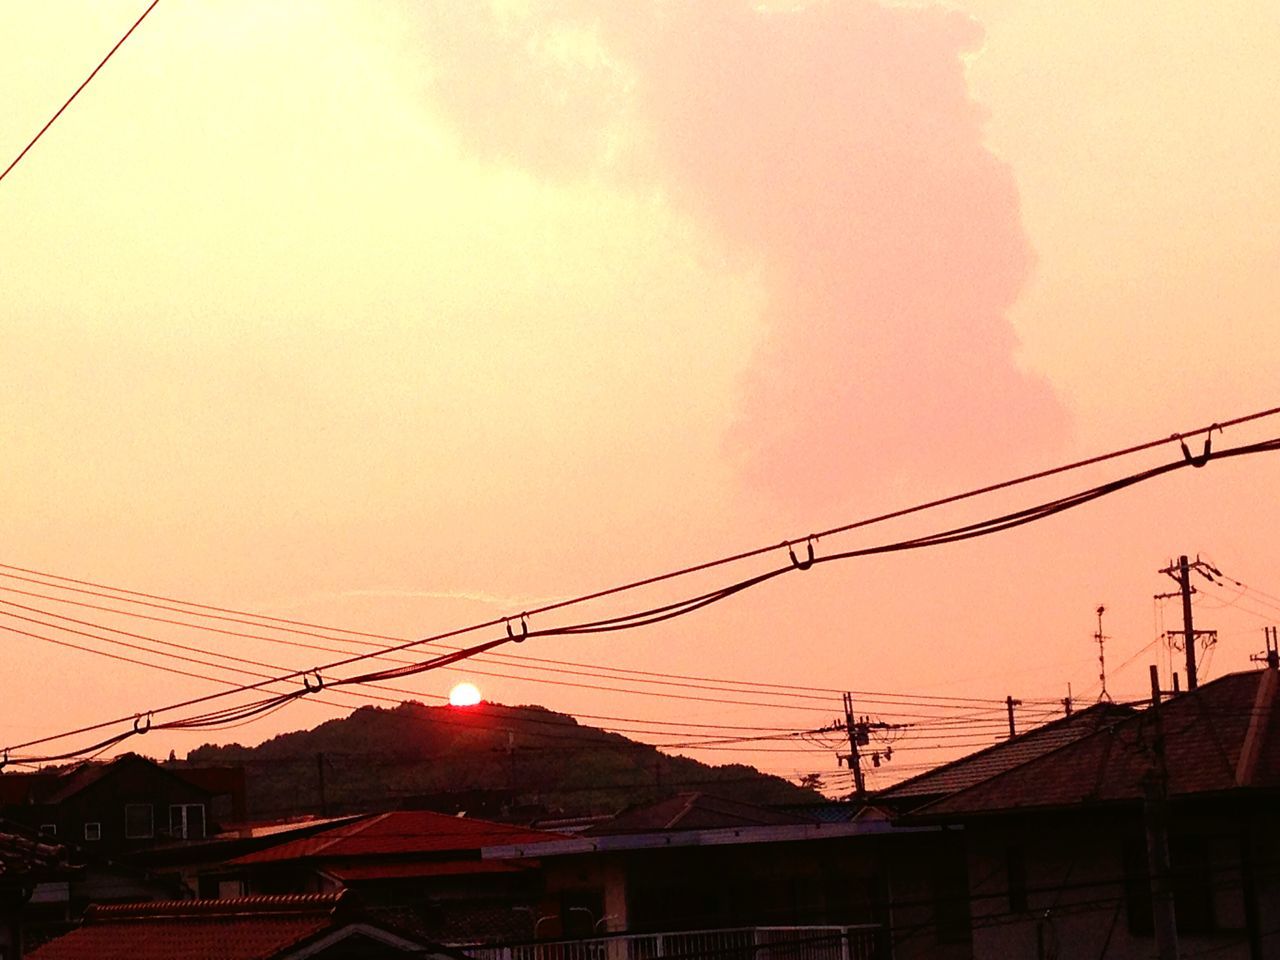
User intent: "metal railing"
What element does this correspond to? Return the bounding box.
[464,924,884,960]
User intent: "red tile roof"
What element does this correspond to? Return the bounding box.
[918,669,1280,819]
[322,859,532,882]
[230,809,566,866]
[27,893,357,960]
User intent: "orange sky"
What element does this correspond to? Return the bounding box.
[2,1,1278,791]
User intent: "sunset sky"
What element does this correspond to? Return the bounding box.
[2,1,1278,790]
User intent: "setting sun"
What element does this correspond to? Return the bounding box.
[448,682,482,707]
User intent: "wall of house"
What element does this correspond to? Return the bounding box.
[40,762,215,854]
[882,830,972,960]
[964,807,1276,960]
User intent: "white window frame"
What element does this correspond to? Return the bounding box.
[84,822,102,841]
[169,803,206,840]
[124,802,155,839]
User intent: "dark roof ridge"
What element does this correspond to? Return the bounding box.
[911,668,1275,819]
[877,700,1135,800]
[903,703,1144,820]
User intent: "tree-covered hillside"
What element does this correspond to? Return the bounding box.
[184,701,820,820]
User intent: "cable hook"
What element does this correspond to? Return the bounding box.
[133,712,152,734]
[1174,424,1221,468]
[303,669,324,693]
[506,614,529,643]
[787,537,816,571]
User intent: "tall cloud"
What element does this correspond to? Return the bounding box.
[409,0,1066,505]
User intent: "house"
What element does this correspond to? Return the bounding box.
[132,815,364,899]
[214,810,569,943]
[480,791,959,960]
[875,700,1136,813]
[24,890,456,960]
[912,666,1280,959]
[0,754,244,853]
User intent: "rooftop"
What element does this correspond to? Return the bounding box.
[231,809,567,866]
[583,791,817,835]
[26,892,446,960]
[919,668,1280,819]
[876,700,1135,805]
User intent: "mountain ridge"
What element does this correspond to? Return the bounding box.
[183,700,821,820]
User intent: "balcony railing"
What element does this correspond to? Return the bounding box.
[464,924,884,960]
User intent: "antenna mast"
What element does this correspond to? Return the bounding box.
[1095,605,1112,702]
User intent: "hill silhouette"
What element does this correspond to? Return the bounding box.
[184,701,821,820]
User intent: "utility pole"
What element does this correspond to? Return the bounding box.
[1252,626,1280,671]
[1157,555,1218,690]
[1143,665,1180,960]
[841,692,865,798]
[839,693,908,799]
[1005,695,1023,738]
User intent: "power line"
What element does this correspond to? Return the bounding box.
[5,418,1278,763]
[0,580,1035,711]
[0,0,161,186]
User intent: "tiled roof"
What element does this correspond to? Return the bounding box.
[877,701,1136,803]
[39,753,217,805]
[0,771,57,804]
[919,669,1280,819]
[322,859,532,882]
[0,819,75,882]
[584,792,816,835]
[27,893,352,960]
[230,810,567,866]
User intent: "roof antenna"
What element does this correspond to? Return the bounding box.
[1095,605,1112,702]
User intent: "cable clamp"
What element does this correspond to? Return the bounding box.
[786,537,817,571]
[506,615,529,643]
[133,712,152,734]
[303,670,324,693]
[1174,424,1220,468]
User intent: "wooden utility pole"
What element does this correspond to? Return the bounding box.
[1143,665,1179,960]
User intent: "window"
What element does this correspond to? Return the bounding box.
[169,803,206,840]
[125,803,154,839]
[1006,844,1029,913]
[38,824,56,837]
[84,822,102,841]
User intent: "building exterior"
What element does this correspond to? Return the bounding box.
[214,810,569,943]
[0,822,76,960]
[913,667,1280,959]
[480,793,965,960]
[0,754,244,854]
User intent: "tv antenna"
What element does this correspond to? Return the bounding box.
[1095,605,1112,702]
